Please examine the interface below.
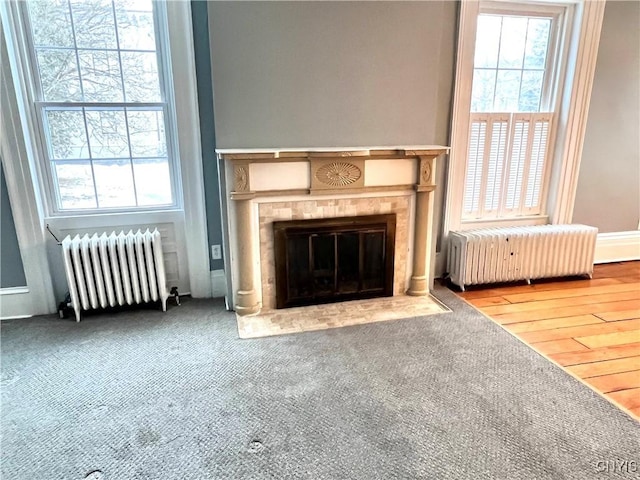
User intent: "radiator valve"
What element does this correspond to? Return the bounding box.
[170,286,180,306]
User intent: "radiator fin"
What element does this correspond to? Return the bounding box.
[448,224,598,291]
[62,228,169,322]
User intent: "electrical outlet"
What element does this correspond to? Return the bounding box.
[211,244,222,260]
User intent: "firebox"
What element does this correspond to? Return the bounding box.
[273,214,396,309]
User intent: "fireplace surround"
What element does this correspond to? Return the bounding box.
[217,146,449,316]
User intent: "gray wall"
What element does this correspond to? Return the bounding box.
[572,1,640,233]
[208,1,456,148]
[191,0,224,270]
[207,1,457,256]
[1,161,27,288]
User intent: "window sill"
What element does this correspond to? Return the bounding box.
[46,206,181,219]
[44,208,185,232]
[458,215,550,230]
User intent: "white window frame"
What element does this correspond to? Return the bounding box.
[1,0,212,304]
[443,0,606,234]
[6,0,183,216]
[1,22,56,318]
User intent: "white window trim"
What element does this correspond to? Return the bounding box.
[545,0,606,224]
[1,19,56,318]
[443,0,606,235]
[164,0,210,298]
[1,0,211,304]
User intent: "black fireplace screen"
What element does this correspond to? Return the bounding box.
[273,214,396,309]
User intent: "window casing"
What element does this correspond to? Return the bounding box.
[16,0,179,214]
[461,3,566,222]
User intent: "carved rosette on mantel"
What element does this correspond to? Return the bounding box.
[234,164,249,192]
[310,157,365,193]
[217,146,449,316]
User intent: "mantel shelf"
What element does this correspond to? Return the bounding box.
[216,145,449,161]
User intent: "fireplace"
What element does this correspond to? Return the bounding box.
[216,146,449,316]
[273,214,396,308]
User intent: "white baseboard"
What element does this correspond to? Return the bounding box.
[594,231,640,264]
[0,286,29,295]
[0,314,32,321]
[210,269,227,298]
[0,287,33,320]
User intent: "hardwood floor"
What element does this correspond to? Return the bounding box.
[455,261,640,420]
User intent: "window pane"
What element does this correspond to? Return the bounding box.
[133,158,172,206]
[471,69,496,112]
[128,110,166,157]
[121,52,161,102]
[27,0,74,47]
[518,71,544,112]
[78,50,124,102]
[93,159,136,207]
[494,70,521,111]
[115,3,156,51]
[524,19,551,69]
[46,110,89,159]
[86,109,129,158]
[114,0,153,13]
[36,49,82,102]
[498,17,528,69]
[54,161,96,209]
[474,15,502,68]
[472,14,552,114]
[70,0,117,49]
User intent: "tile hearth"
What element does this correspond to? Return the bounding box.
[236,294,450,339]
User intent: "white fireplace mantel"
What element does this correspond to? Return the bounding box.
[216,146,449,316]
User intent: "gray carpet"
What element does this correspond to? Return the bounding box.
[1,287,638,480]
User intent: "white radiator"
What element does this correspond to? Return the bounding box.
[62,229,169,322]
[448,224,598,291]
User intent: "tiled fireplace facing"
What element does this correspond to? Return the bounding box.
[217,146,449,317]
[260,197,409,309]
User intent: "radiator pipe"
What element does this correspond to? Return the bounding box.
[46,224,62,245]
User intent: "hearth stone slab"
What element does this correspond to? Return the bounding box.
[236,294,450,339]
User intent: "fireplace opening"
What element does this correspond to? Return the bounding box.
[273,215,396,309]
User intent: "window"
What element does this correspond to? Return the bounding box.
[471,14,552,113]
[20,0,175,212]
[462,6,562,221]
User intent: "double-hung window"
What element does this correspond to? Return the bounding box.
[462,4,564,221]
[19,0,176,212]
